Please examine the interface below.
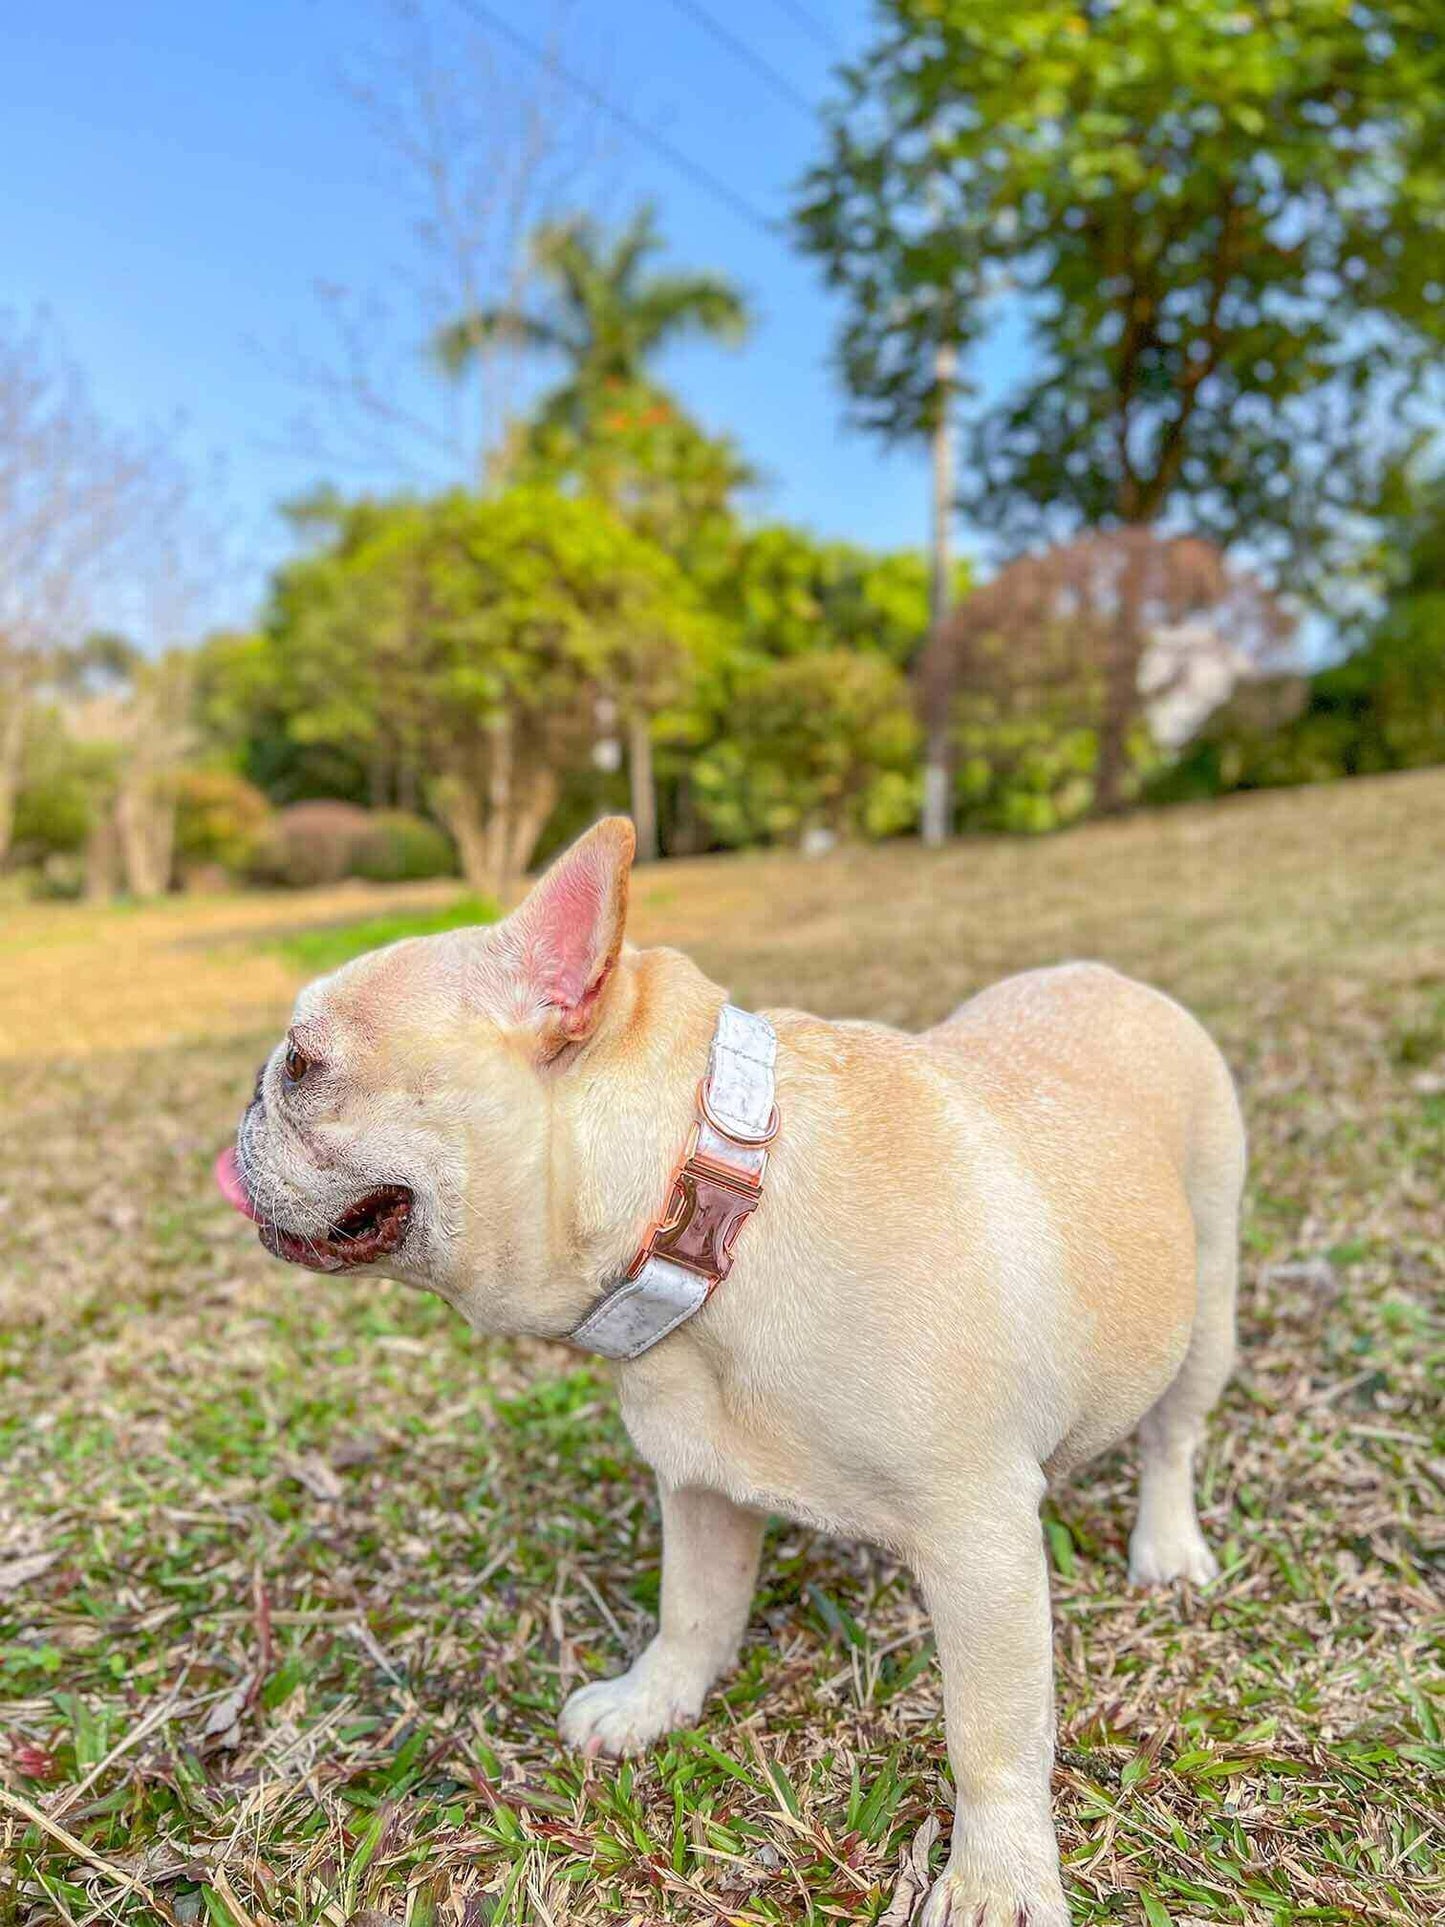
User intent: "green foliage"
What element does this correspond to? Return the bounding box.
[956,714,1156,834]
[261,485,718,884]
[1154,621,1445,803]
[269,486,714,759]
[10,771,92,859]
[435,205,750,440]
[517,379,752,569]
[172,769,272,873]
[183,496,942,864]
[705,523,940,669]
[271,895,498,974]
[1152,477,1445,801]
[9,714,111,858]
[282,897,498,972]
[190,627,371,806]
[351,810,458,883]
[796,1,1445,574]
[693,649,919,846]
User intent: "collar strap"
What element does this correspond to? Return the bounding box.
[569,1003,778,1361]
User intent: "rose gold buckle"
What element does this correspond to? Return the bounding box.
[648,1155,761,1284]
[627,1118,764,1287]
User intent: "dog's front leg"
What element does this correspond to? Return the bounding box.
[917,1488,1069,1927]
[560,1482,765,1758]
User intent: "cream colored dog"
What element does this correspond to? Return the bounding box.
[218,817,1244,1926]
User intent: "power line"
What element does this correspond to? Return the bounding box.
[446,0,779,237]
[766,0,844,58]
[661,0,818,121]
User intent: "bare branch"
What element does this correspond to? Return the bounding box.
[0,311,228,862]
[270,0,606,492]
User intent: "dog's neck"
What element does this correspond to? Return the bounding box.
[547,947,736,1330]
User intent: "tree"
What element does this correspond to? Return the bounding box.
[435,204,751,436]
[435,205,751,857]
[705,523,937,668]
[55,636,196,899]
[669,525,937,851]
[926,531,1293,825]
[1155,473,1445,798]
[0,315,157,864]
[270,488,715,895]
[694,649,919,848]
[796,0,1445,813]
[516,385,754,858]
[281,2,599,491]
[518,381,752,569]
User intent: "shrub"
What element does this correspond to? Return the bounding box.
[8,713,114,864]
[10,765,94,859]
[173,769,272,875]
[352,811,457,883]
[694,650,919,847]
[249,801,375,888]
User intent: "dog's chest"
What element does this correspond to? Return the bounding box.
[616,1357,897,1545]
[618,1370,767,1504]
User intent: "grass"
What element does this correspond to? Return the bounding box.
[1,768,1442,1926]
[270,896,499,975]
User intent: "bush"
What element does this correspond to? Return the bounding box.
[8,713,114,864]
[173,769,272,876]
[951,716,1160,833]
[10,765,94,859]
[249,801,375,888]
[1148,598,1445,806]
[694,650,919,847]
[352,811,457,883]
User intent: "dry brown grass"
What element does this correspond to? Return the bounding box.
[1,770,1442,1926]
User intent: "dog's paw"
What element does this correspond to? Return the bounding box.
[919,1869,1070,1927]
[559,1660,702,1759]
[1127,1519,1219,1587]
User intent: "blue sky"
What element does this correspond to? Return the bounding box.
[1,0,1028,633]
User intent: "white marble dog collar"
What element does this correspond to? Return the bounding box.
[569,1003,779,1361]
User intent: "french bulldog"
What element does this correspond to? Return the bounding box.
[217,816,1244,1925]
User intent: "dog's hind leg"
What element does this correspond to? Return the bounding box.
[1128,1091,1244,1588]
[916,1474,1069,1927]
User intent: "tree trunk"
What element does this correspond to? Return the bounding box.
[627,710,658,862]
[1095,536,1146,816]
[434,774,491,893]
[0,692,27,868]
[115,779,152,896]
[150,789,178,895]
[920,337,958,848]
[482,712,514,900]
[115,774,177,897]
[84,809,120,902]
[508,765,558,882]
[672,769,700,857]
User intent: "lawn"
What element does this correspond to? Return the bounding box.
[1,771,1441,1927]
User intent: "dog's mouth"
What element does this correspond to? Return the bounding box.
[214,1148,413,1273]
[259,1184,414,1272]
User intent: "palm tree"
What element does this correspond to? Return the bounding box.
[434,205,751,861]
[435,204,751,433]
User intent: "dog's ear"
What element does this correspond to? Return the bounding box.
[507,816,636,1054]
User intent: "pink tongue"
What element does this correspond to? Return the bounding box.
[214,1146,263,1223]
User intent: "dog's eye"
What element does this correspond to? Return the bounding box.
[283,1043,312,1085]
